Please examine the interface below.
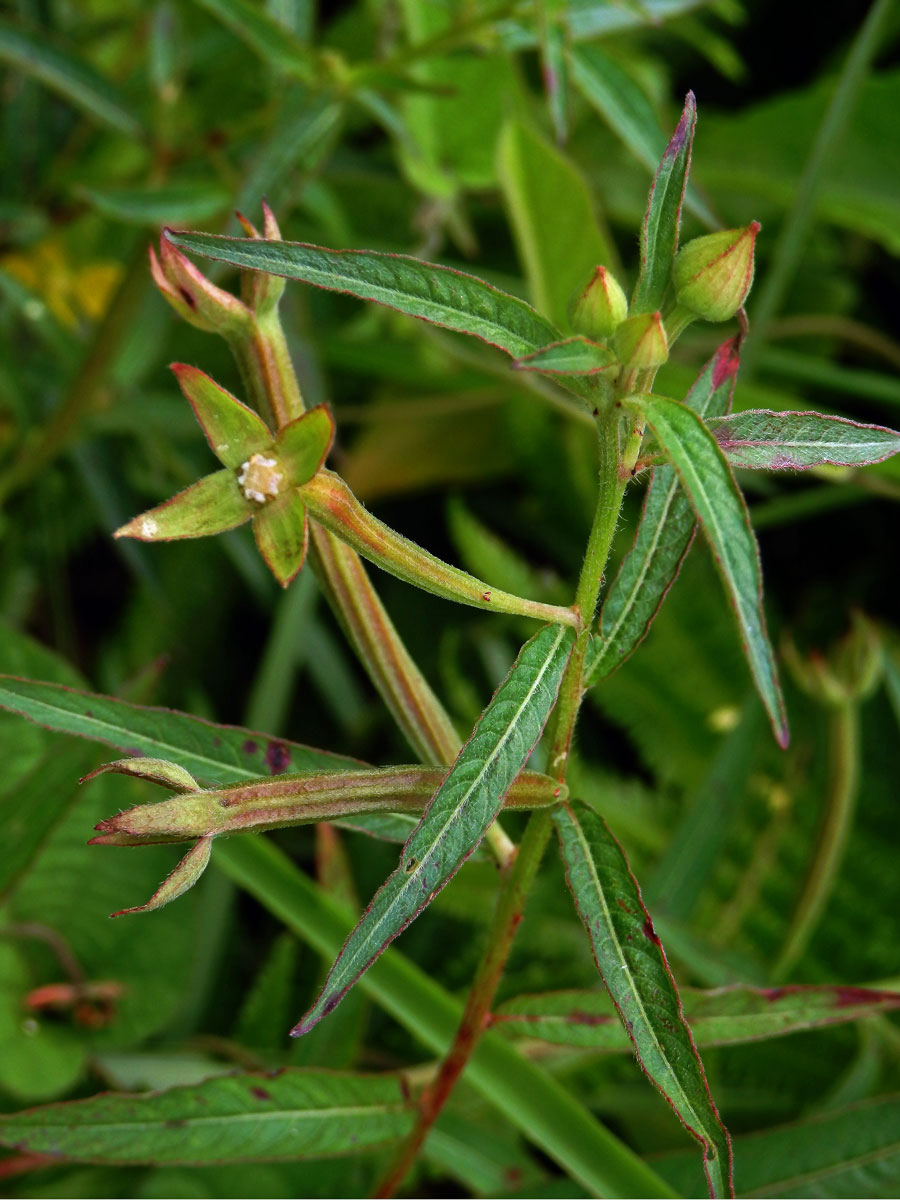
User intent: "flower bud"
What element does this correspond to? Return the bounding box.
[151,236,252,335]
[569,266,629,339]
[672,222,760,323]
[613,311,668,369]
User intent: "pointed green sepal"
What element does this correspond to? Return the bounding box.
[171,364,272,469]
[115,470,252,542]
[276,405,335,486]
[254,489,309,587]
[110,837,212,917]
[82,758,199,792]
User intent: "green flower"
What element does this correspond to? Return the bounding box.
[115,365,333,586]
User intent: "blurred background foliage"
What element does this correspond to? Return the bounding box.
[0,0,899,1195]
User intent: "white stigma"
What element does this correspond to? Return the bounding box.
[238,454,282,504]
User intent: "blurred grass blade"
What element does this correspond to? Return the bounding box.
[0,1070,414,1162]
[165,231,565,362]
[632,91,696,315]
[709,409,900,470]
[587,337,740,685]
[0,20,142,137]
[77,182,231,226]
[497,119,616,328]
[193,0,317,79]
[294,623,574,1035]
[568,46,714,226]
[492,982,900,1050]
[654,1094,900,1199]
[631,391,788,747]
[554,801,733,1199]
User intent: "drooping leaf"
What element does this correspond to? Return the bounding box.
[193,0,316,79]
[554,801,732,1198]
[163,230,566,363]
[629,391,788,746]
[492,982,900,1050]
[513,336,616,376]
[497,119,615,329]
[654,1095,900,1199]
[586,337,740,685]
[0,1069,414,1164]
[708,409,900,470]
[632,91,697,315]
[293,623,575,1036]
[0,20,142,137]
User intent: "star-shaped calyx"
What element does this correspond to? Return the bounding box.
[115,365,334,586]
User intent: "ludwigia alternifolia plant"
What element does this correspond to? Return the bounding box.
[3,97,900,1199]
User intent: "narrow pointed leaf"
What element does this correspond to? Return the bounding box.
[276,405,335,484]
[629,391,788,746]
[171,365,272,469]
[632,92,697,314]
[253,491,308,587]
[708,409,900,470]
[554,801,732,1199]
[0,1069,413,1164]
[112,837,212,916]
[115,470,251,542]
[0,20,142,137]
[513,336,616,376]
[492,983,900,1050]
[90,765,567,845]
[654,1095,900,1200]
[164,230,564,362]
[77,182,230,226]
[294,623,575,1035]
[587,337,740,685]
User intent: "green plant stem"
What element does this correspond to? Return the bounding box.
[371,407,634,1197]
[215,835,676,1198]
[744,0,895,376]
[0,241,148,507]
[773,701,859,980]
[372,806,555,1198]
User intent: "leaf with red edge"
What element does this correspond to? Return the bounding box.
[554,801,732,1199]
[709,409,900,470]
[276,404,335,484]
[171,364,271,469]
[253,491,308,587]
[632,91,698,315]
[587,336,740,685]
[114,470,251,542]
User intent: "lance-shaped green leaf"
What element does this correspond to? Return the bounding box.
[708,409,900,470]
[163,229,564,362]
[294,623,575,1036]
[627,391,788,746]
[492,983,900,1050]
[654,1095,900,1200]
[586,337,740,685]
[632,92,697,315]
[0,1069,413,1164]
[554,802,732,1199]
[89,763,567,846]
[0,20,142,137]
[301,469,579,627]
[0,676,405,844]
[512,336,617,377]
